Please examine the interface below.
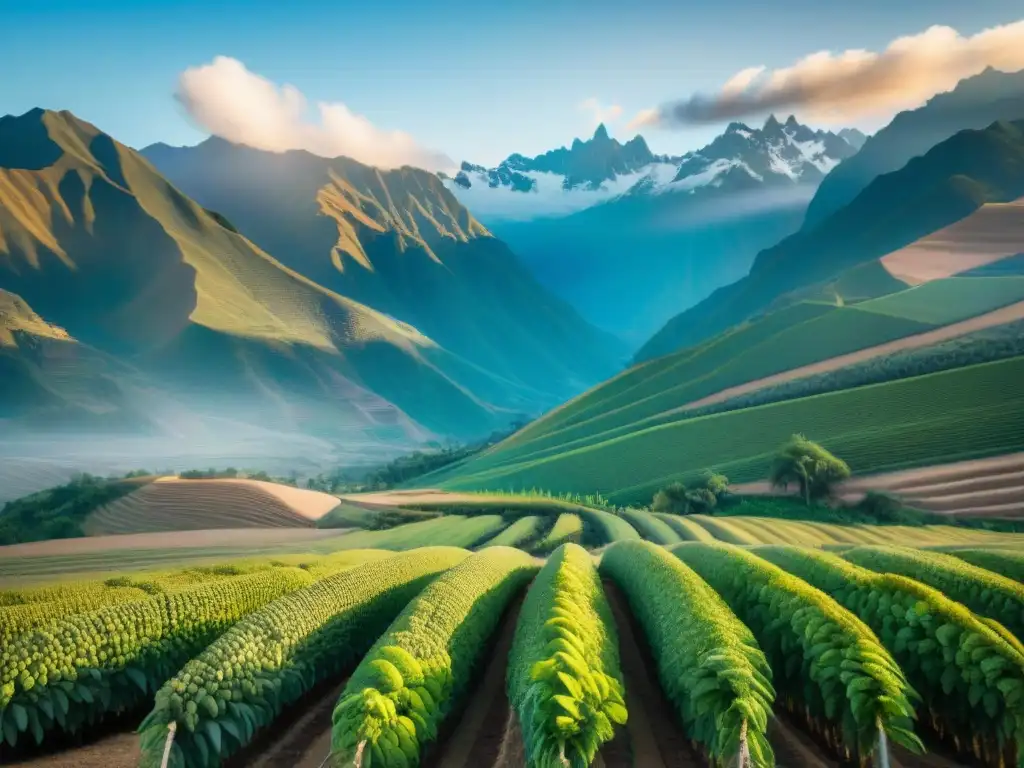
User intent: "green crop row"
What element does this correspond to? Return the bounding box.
[651,513,717,542]
[758,546,1024,765]
[575,508,641,547]
[944,548,1024,584]
[136,548,468,768]
[0,586,152,645]
[482,516,545,548]
[438,356,1024,504]
[600,541,775,766]
[335,515,507,550]
[673,542,922,760]
[331,547,538,767]
[617,508,682,544]
[509,544,627,766]
[532,514,583,554]
[0,567,314,749]
[844,547,1024,650]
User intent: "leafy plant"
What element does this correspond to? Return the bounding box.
[600,541,775,766]
[509,544,627,766]
[769,434,850,504]
[757,545,1024,765]
[673,542,922,761]
[136,548,468,768]
[331,547,537,767]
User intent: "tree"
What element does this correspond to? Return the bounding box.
[652,482,690,514]
[769,434,850,504]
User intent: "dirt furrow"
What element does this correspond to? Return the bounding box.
[602,580,707,768]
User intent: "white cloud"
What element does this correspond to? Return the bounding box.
[579,97,624,128]
[631,20,1024,128]
[176,56,454,171]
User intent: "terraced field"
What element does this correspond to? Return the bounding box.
[83,477,342,534]
[6,533,1009,768]
[428,356,1024,504]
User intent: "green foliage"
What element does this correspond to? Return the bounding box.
[672,542,922,759]
[843,546,1024,648]
[532,514,583,554]
[770,434,851,504]
[683,318,1024,422]
[756,546,1024,763]
[617,508,682,544]
[331,548,537,767]
[576,508,641,547]
[481,516,545,548]
[331,516,507,551]
[317,505,440,531]
[0,568,314,749]
[137,548,468,768]
[509,544,627,766]
[0,474,140,545]
[0,586,151,645]
[652,471,730,515]
[437,355,1024,506]
[600,541,775,766]
[946,549,1024,582]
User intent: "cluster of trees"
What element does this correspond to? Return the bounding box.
[685,319,1024,422]
[652,471,730,515]
[0,474,139,545]
[177,468,298,485]
[652,434,851,515]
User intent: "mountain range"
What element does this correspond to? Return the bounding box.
[447,115,862,342]
[0,108,622,460]
[638,117,1024,360]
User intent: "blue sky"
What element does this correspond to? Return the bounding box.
[2,0,1022,164]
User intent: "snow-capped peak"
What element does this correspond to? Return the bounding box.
[439,116,864,221]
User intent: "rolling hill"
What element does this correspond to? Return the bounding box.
[141,136,625,404]
[0,108,620,455]
[638,118,1024,359]
[425,133,1024,502]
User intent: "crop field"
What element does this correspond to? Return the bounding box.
[10,528,1024,768]
[430,355,1024,504]
[856,276,1024,326]
[83,477,342,535]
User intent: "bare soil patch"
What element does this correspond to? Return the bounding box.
[84,477,341,536]
[880,198,1024,285]
[675,299,1024,415]
[602,580,706,768]
[428,597,524,768]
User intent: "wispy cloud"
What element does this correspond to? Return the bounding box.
[579,97,624,128]
[176,56,454,171]
[630,20,1024,129]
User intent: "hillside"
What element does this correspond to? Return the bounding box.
[0,108,598,451]
[141,137,625,404]
[638,118,1024,359]
[804,66,1024,227]
[428,194,1024,502]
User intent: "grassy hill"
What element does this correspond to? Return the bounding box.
[638,118,1024,359]
[142,137,625,409]
[430,355,1024,504]
[429,197,1024,503]
[0,108,581,444]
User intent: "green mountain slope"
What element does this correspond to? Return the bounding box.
[0,109,544,444]
[638,119,1024,360]
[141,137,626,405]
[804,66,1024,228]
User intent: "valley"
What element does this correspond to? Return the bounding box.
[5,11,1024,768]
